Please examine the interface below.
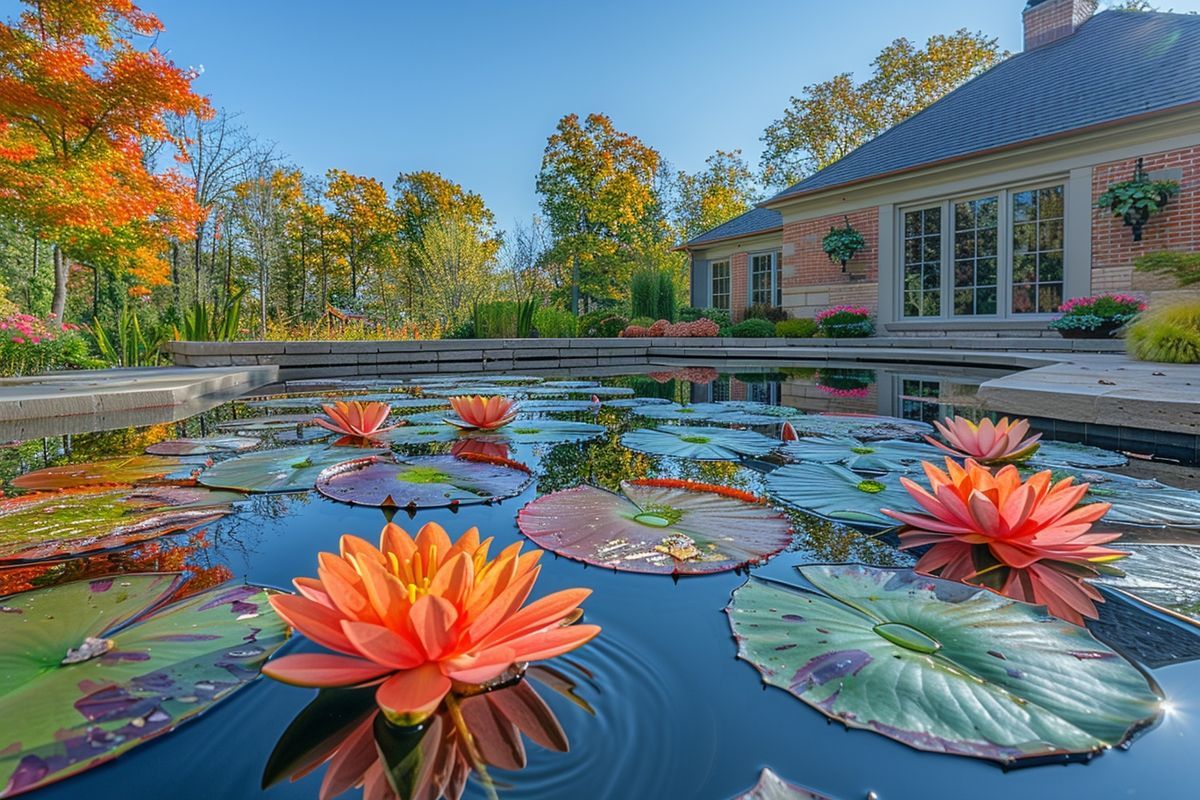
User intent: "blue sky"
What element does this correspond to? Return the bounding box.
[13,1,1200,229]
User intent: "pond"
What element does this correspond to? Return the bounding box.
[2,364,1199,799]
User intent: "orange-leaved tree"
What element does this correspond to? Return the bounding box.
[0,0,209,320]
[324,169,397,302]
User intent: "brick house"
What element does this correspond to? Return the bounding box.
[681,1,1200,334]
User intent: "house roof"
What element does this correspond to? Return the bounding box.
[681,206,782,249]
[766,10,1200,205]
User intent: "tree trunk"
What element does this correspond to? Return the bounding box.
[50,245,68,322]
[28,237,38,310]
[193,225,204,305]
[299,226,307,318]
[259,260,267,337]
[171,243,180,308]
[320,228,329,311]
[208,223,220,306]
[225,230,233,300]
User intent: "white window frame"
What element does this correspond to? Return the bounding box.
[895,178,1067,321]
[709,259,731,311]
[748,251,782,308]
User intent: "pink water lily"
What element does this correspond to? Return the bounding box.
[263,521,600,725]
[926,416,1042,464]
[881,458,1126,624]
[446,395,519,430]
[314,401,401,439]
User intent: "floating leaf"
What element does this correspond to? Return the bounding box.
[764,463,918,526]
[727,565,1161,764]
[10,455,202,491]
[601,397,674,409]
[1035,468,1200,528]
[518,399,598,413]
[350,394,452,409]
[240,396,338,410]
[420,385,514,397]
[0,486,238,563]
[542,380,599,388]
[1026,441,1128,469]
[1098,544,1200,623]
[780,437,944,473]
[315,454,533,508]
[145,436,260,456]
[385,419,606,447]
[632,402,793,425]
[525,385,634,397]
[620,426,778,460]
[734,768,831,800]
[789,414,933,441]
[518,479,792,574]
[272,427,333,444]
[0,574,288,796]
[197,445,382,493]
[217,414,317,432]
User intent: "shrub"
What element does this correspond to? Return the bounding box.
[620,318,720,338]
[1127,302,1200,364]
[680,306,732,335]
[744,303,789,323]
[0,314,95,376]
[1049,293,1145,336]
[631,269,676,322]
[815,305,874,338]
[628,316,656,329]
[444,320,476,339]
[579,311,628,338]
[1135,251,1200,287]
[533,306,576,338]
[730,318,776,338]
[775,318,818,338]
[620,325,650,338]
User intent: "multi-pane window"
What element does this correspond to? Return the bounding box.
[1011,186,1064,314]
[745,380,779,405]
[900,379,944,424]
[710,260,730,311]
[750,253,777,307]
[902,207,942,317]
[953,196,999,316]
[710,377,730,402]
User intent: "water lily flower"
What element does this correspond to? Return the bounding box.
[926,416,1041,464]
[881,458,1126,624]
[314,400,401,439]
[446,395,519,430]
[780,421,798,442]
[263,521,600,725]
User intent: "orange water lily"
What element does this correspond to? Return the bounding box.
[780,421,798,442]
[314,401,401,439]
[263,522,600,724]
[446,395,519,430]
[926,416,1041,464]
[881,458,1126,624]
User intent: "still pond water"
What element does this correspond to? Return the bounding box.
[2,364,1199,799]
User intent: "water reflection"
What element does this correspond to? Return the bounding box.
[264,670,582,800]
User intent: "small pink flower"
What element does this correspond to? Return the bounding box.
[12,337,24,344]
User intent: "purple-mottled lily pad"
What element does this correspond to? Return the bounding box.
[727,564,1161,765]
[733,768,831,800]
[197,445,384,493]
[780,437,944,473]
[10,455,203,491]
[789,414,933,441]
[0,486,240,564]
[620,425,778,460]
[145,436,260,456]
[315,454,534,509]
[517,480,792,574]
[764,463,918,527]
[217,414,318,432]
[0,573,288,797]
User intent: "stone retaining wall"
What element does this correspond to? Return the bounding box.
[167,337,1124,381]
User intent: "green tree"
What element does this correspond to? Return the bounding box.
[759,30,1005,189]
[673,149,757,240]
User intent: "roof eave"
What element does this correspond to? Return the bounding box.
[674,225,785,252]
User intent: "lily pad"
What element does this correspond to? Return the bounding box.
[1097,544,1200,623]
[0,574,288,796]
[385,419,606,447]
[780,437,944,473]
[315,454,534,508]
[420,385,514,397]
[620,426,778,461]
[542,380,599,388]
[145,436,260,457]
[517,479,792,574]
[518,399,599,413]
[734,768,831,800]
[344,394,451,409]
[197,445,383,494]
[1035,468,1200,528]
[0,486,239,563]
[1026,441,1128,470]
[10,455,202,491]
[764,463,919,527]
[602,397,675,409]
[240,396,339,410]
[789,414,933,441]
[525,385,634,397]
[217,414,317,432]
[726,565,1161,764]
[632,403,789,425]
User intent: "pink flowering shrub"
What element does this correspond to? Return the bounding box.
[620,318,720,338]
[815,305,874,338]
[0,313,93,376]
[1050,293,1145,336]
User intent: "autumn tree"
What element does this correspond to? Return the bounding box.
[535,113,662,310]
[759,30,1005,189]
[324,169,396,301]
[0,0,209,321]
[232,160,300,334]
[672,149,757,241]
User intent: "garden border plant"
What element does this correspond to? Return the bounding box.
[1049,293,1145,339]
[815,305,874,338]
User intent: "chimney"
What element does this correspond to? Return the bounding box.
[1023,0,1098,50]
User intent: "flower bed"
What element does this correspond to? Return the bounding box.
[0,314,92,376]
[815,305,874,338]
[620,318,719,338]
[1049,293,1145,339]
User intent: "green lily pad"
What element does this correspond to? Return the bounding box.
[0,574,289,796]
[780,437,944,473]
[726,565,1162,764]
[315,454,533,508]
[145,436,260,457]
[789,414,933,441]
[0,486,239,564]
[385,419,606,447]
[216,414,318,432]
[764,463,919,526]
[1026,441,1128,470]
[1098,544,1200,623]
[1033,468,1200,528]
[10,456,202,491]
[620,426,778,460]
[197,445,383,493]
[525,385,634,397]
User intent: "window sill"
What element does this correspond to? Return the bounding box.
[885,318,1055,332]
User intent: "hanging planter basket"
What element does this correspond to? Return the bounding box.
[1096,158,1180,243]
[821,217,865,272]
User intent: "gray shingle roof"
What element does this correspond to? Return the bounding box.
[768,10,1200,203]
[683,206,782,248]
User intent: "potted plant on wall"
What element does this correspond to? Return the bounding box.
[822,217,865,272]
[1096,158,1180,242]
[1049,293,1146,339]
